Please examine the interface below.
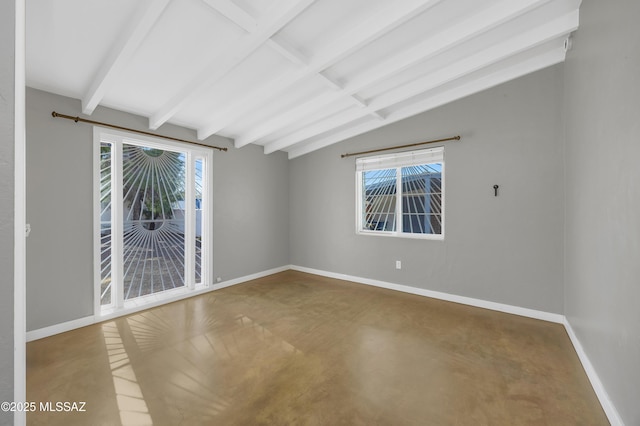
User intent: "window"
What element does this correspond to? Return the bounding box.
[94,128,212,315]
[356,147,444,239]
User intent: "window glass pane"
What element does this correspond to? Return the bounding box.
[401,163,442,235]
[122,144,187,299]
[100,142,113,306]
[362,169,397,232]
[195,157,203,284]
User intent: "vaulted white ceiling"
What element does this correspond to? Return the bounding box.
[27,0,580,158]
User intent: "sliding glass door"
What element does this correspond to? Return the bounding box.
[95,128,212,313]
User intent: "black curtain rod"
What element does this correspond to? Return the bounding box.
[341,135,460,158]
[51,111,228,152]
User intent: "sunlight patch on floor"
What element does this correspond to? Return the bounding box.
[102,321,153,426]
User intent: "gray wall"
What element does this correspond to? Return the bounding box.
[26,88,289,331]
[290,65,565,314]
[563,0,640,424]
[0,0,16,423]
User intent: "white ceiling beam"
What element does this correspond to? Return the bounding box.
[199,0,443,143]
[268,10,578,154]
[266,36,307,66]
[287,44,567,159]
[315,73,342,91]
[350,95,384,119]
[235,0,553,148]
[313,74,384,119]
[149,0,316,130]
[202,0,257,32]
[349,94,368,109]
[81,0,172,115]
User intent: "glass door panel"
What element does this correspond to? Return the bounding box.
[99,142,113,306]
[121,144,187,299]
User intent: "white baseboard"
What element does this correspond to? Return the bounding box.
[212,265,291,290]
[290,265,564,323]
[27,315,96,342]
[563,318,624,426]
[26,265,291,342]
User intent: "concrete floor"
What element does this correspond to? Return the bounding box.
[27,271,608,425]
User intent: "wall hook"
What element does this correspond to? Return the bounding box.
[493,185,499,196]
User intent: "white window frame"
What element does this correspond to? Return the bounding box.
[93,127,213,316]
[355,147,444,240]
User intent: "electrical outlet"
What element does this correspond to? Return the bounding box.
[395,260,401,270]
[216,277,222,283]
